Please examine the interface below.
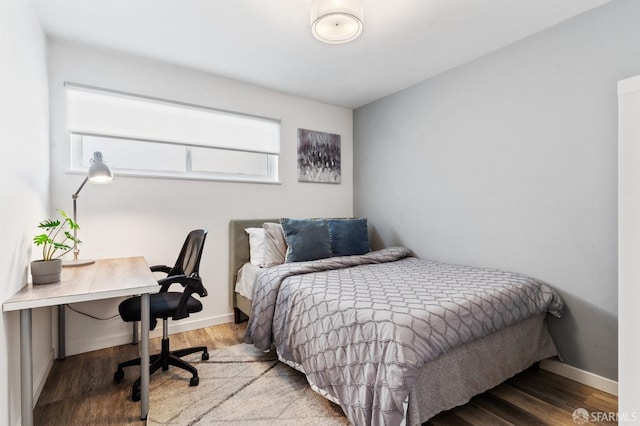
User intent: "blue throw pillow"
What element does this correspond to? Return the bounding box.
[328,218,370,256]
[280,218,332,262]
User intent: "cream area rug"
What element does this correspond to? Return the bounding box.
[148,343,350,425]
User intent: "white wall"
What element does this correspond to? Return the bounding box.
[47,40,354,355]
[354,0,640,381]
[0,1,51,424]
[618,74,640,421]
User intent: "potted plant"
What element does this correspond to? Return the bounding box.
[31,210,81,284]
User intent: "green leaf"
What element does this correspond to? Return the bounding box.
[33,234,51,246]
[38,219,61,230]
[52,242,72,251]
[58,209,80,230]
[64,231,81,244]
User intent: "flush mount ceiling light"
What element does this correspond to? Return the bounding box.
[310,0,364,44]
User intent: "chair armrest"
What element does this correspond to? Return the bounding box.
[157,274,208,320]
[156,275,205,296]
[150,265,172,274]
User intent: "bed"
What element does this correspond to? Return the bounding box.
[229,219,563,426]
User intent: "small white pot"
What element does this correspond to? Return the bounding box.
[30,259,62,284]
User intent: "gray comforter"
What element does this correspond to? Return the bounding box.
[245,247,563,425]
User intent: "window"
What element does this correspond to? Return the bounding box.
[66,83,280,183]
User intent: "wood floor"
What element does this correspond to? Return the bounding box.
[34,322,617,425]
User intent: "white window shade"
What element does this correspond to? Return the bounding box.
[66,86,280,154]
[65,83,280,184]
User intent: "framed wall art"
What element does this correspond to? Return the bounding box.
[297,128,341,184]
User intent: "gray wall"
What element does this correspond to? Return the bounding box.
[354,0,640,380]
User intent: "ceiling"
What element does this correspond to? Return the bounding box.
[31,0,611,108]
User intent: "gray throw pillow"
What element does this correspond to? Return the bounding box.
[281,218,332,262]
[328,218,370,256]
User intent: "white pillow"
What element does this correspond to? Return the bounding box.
[245,227,265,267]
[262,222,287,267]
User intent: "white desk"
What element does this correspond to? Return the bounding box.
[2,257,159,426]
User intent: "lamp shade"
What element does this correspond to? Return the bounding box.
[87,151,113,183]
[310,0,363,44]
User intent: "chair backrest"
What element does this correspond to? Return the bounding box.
[168,229,208,278]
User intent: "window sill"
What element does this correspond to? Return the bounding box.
[67,169,282,185]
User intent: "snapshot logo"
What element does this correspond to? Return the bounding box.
[572,407,639,424]
[572,408,589,424]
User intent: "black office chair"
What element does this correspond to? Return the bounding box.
[114,229,209,402]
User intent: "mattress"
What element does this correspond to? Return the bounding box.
[234,262,261,300]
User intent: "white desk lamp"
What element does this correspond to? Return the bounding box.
[63,151,114,267]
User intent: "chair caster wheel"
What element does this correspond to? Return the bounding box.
[114,371,124,382]
[132,390,141,402]
[190,376,199,387]
[202,352,209,361]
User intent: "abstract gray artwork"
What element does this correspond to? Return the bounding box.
[297,128,341,184]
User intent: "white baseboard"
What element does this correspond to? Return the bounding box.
[64,313,235,356]
[540,359,618,396]
[154,313,235,337]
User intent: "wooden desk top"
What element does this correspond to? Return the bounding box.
[3,257,159,312]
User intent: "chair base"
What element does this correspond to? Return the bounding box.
[114,336,209,401]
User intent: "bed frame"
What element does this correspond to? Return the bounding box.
[229,219,279,323]
[228,218,558,424]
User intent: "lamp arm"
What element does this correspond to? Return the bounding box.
[73,176,89,199]
[72,176,89,261]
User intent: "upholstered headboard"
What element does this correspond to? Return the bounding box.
[228,219,279,321]
[228,217,364,322]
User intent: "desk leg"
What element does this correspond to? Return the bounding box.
[20,309,33,426]
[58,305,65,360]
[140,293,150,420]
